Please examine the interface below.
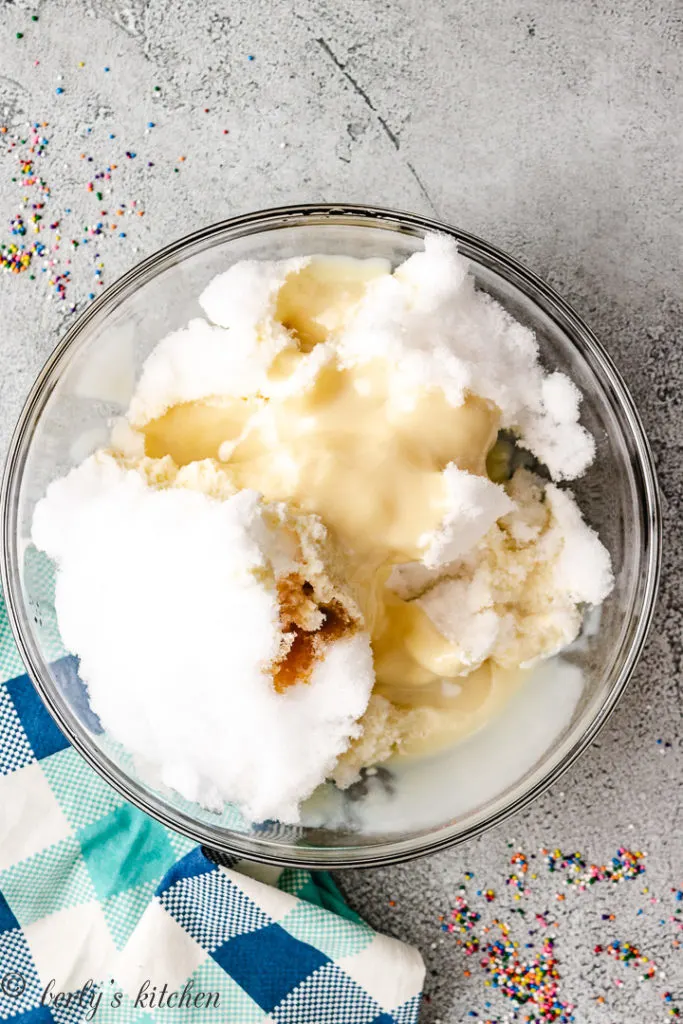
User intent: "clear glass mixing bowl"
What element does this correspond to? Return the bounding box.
[0,205,661,867]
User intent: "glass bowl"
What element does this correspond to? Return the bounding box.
[0,204,661,868]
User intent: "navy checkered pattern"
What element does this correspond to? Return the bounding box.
[156,850,423,1023]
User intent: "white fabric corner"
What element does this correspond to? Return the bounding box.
[23,900,118,992]
[114,899,206,999]
[337,932,426,1010]
[0,761,71,871]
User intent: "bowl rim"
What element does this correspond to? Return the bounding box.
[0,202,662,869]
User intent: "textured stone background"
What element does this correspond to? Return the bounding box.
[0,0,681,1020]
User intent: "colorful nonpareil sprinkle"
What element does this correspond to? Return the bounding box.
[0,117,150,309]
[506,850,531,896]
[1,124,54,281]
[439,844,679,1023]
[0,14,239,311]
[543,846,646,888]
[480,928,573,1023]
[595,939,657,979]
[440,891,481,936]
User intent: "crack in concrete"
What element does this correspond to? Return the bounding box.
[316,37,400,151]
[316,37,439,218]
[406,161,439,218]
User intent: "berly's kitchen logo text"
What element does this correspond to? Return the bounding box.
[1,973,220,1019]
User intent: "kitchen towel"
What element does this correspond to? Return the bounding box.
[0,591,425,1023]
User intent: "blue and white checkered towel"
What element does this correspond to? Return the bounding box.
[0,591,424,1023]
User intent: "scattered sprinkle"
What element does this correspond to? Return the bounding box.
[1,118,147,308]
[481,929,573,1023]
[543,847,646,888]
[438,845,678,1022]
[506,851,531,895]
[596,939,657,979]
[441,893,481,937]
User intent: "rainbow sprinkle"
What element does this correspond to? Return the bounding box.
[0,119,149,308]
[482,933,573,1022]
[0,123,51,279]
[438,845,680,1022]
[663,992,681,1018]
[506,850,531,896]
[543,846,646,888]
[441,891,481,936]
[595,939,657,980]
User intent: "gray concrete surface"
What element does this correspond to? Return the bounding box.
[1,0,681,1020]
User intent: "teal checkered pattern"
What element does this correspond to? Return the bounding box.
[0,587,425,1023]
